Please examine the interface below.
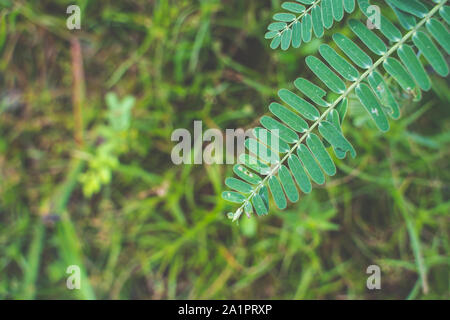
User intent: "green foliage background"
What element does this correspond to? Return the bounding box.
[0,0,448,299]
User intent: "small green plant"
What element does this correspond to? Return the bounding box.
[79,92,135,197]
[222,0,450,221]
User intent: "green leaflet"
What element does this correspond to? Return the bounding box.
[278,88,320,120]
[386,0,428,18]
[312,5,324,38]
[281,28,293,51]
[244,201,253,217]
[306,133,337,176]
[383,57,416,91]
[332,0,344,22]
[297,144,325,185]
[440,6,450,24]
[233,164,262,185]
[268,176,287,209]
[288,155,312,193]
[253,127,290,153]
[333,33,373,69]
[239,153,271,175]
[259,185,270,210]
[296,0,315,4]
[319,120,356,158]
[319,44,359,81]
[281,2,306,14]
[292,21,302,48]
[413,31,449,77]
[245,138,280,164]
[378,15,402,42]
[252,194,268,216]
[348,19,387,55]
[269,102,309,133]
[426,18,450,55]
[270,35,281,49]
[260,115,299,144]
[225,177,253,194]
[222,191,246,203]
[326,110,346,159]
[343,0,355,13]
[391,6,416,30]
[322,0,334,29]
[336,97,348,124]
[306,56,346,94]
[355,83,390,132]
[274,12,297,22]
[268,22,287,31]
[278,165,299,203]
[265,31,279,39]
[302,13,312,42]
[398,45,431,91]
[294,78,329,107]
[368,71,400,119]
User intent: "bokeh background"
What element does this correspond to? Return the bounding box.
[0,0,449,299]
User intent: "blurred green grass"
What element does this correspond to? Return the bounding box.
[0,0,449,299]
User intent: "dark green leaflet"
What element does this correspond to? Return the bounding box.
[278,165,299,203]
[383,57,416,91]
[386,0,428,18]
[281,2,306,14]
[426,18,450,55]
[222,191,246,203]
[260,115,299,144]
[281,28,293,51]
[333,33,373,69]
[252,194,268,216]
[297,144,326,185]
[294,78,329,107]
[269,102,309,133]
[348,19,387,55]
[268,176,287,209]
[288,155,312,193]
[302,13,312,42]
[332,0,344,21]
[312,5,324,38]
[319,44,359,81]
[355,83,390,132]
[233,164,262,185]
[253,127,290,153]
[306,56,346,94]
[239,153,271,175]
[278,88,320,120]
[292,21,302,48]
[343,0,355,13]
[245,138,280,164]
[225,177,253,194]
[413,31,449,77]
[368,71,400,119]
[306,133,336,176]
[397,45,431,91]
[319,121,356,158]
[322,0,334,29]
